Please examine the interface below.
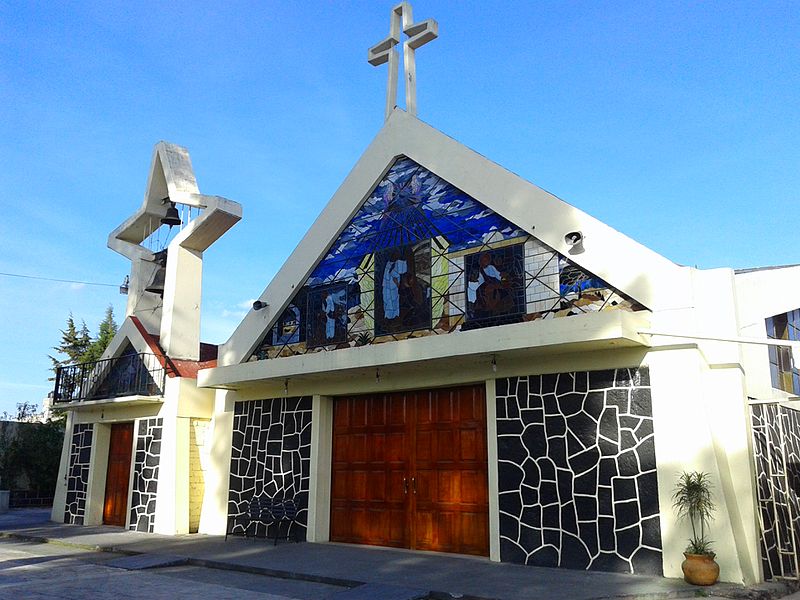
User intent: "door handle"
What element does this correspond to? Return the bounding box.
[403,477,408,495]
[411,477,417,494]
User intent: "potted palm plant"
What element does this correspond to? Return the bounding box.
[673,471,719,585]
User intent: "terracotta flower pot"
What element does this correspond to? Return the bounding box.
[681,552,719,586]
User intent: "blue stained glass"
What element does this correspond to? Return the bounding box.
[308,157,527,285]
[250,156,644,361]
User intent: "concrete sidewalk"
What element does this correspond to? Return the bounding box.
[0,508,794,600]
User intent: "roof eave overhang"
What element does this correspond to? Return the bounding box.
[54,395,164,411]
[199,310,651,393]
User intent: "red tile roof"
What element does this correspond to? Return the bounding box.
[130,316,218,378]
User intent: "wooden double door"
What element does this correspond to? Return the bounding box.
[330,385,489,556]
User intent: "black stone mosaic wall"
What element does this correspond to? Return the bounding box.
[129,417,163,533]
[750,402,800,579]
[227,397,312,539]
[496,368,662,575]
[64,423,93,525]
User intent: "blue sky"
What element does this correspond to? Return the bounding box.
[1,1,798,416]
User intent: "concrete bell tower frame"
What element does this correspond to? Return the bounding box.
[108,141,242,359]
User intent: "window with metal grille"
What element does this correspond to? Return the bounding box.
[767,310,800,395]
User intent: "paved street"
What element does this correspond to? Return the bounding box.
[1,509,798,600]
[0,538,345,600]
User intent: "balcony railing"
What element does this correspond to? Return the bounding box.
[53,353,166,404]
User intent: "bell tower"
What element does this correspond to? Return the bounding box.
[108,142,242,360]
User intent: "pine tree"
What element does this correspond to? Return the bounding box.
[76,320,91,362]
[81,306,118,364]
[49,307,117,375]
[48,313,91,375]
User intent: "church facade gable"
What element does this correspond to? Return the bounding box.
[249,156,645,361]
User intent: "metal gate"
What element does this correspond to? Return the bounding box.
[749,399,800,580]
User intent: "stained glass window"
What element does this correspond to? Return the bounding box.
[249,157,645,361]
[463,244,525,329]
[375,241,431,336]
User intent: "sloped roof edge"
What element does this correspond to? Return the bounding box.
[98,316,217,378]
[218,109,692,367]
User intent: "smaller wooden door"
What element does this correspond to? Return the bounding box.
[103,422,133,526]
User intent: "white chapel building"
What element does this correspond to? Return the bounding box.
[51,3,800,585]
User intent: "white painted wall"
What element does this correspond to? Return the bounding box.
[197,389,235,535]
[306,395,333,542]
[485,379,500,562]
[736,266,800,402]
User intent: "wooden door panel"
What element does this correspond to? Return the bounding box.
[330,394,409,548]
[330,506,350,539]
[387,508,406,545]
[460,470,485,504]
[103,422,133,527]
[330,385,488,556]
[385,432,405,461]
[459,429,479,460]
[413,386,489,556]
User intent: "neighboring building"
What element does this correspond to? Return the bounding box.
[52,4,800,586]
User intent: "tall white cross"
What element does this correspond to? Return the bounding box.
[368,2,438,121]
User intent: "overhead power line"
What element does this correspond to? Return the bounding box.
[0,271,118,288]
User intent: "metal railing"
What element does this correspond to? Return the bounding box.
[53,353,165,403]
[10,490,54,508]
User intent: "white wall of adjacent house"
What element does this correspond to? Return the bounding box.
[735,265,800,402]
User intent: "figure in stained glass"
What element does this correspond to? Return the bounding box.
[382,249,406,319]
[307,284,348,347]
[275,305,302,345]
[464,244,525,328]
[375,241,431,335]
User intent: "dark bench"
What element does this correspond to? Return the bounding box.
[227,496,299,545]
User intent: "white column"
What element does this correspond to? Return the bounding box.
[307,394,334,542]
[160,245,202,360]
[485,379,501,562]
[198,389,235,535]
[84,423,111,526]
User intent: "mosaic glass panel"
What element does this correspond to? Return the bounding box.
[375,240,431,335]
[250,157,645,361]
[464,244,525,329]
[307,283,349,348]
